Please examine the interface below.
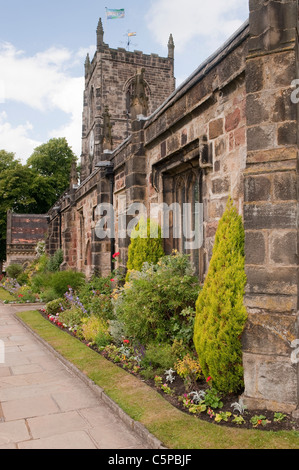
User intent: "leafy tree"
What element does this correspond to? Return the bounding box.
[27,137,77,200]
[0,151,27,264]
[193,197,247,394]
[0,150,19,172]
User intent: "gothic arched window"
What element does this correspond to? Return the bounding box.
[163,166,202,277]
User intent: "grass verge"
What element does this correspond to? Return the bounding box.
[0,287,16,302]
[16,309,299,449]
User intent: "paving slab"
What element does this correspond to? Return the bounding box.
[0,303,160,449]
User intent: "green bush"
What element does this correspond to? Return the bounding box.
[114,251,199,345]
[78,275,113,320]
[39,288,60,303]
[193,197,247,394]
[59,306,85,329]
[81,315,110,344]
[6,263,23,279]
[16,272,29,286]
[35,254,49,273]
[126,217,164,280]
[140,342,175,374]
[47,249,64,272]
[108,320,126,346]
[30,272,52,294]
[48,270,85,297]
[46,298,68,315]
[95,330,112,350]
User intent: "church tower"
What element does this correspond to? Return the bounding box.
[80,18,176,181]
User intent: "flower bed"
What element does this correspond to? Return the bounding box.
[38,305,299,433]
[6,245,298,433]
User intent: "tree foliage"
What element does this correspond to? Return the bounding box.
[27,137,76,200]
[193,197,247,394]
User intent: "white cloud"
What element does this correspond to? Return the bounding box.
[0,112,41,162]
[48,76,84,157]
[0,42,85,161]
[146,0,249,52]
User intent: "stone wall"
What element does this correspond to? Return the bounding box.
[143,22,249,279]
[242,0,299,413]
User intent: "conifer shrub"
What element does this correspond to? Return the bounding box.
[125,217,164,280]
[193,197,247,394]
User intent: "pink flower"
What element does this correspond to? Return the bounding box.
[110,279,115,282]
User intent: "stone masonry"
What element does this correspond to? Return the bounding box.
[242,0,299,413]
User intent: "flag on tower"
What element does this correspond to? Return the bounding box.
[105,8,125,19]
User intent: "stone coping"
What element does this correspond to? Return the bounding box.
[0,301,46,306]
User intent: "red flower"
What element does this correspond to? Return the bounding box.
[18,294,23,298]
[112,252,120,259]
[206,376,212,382]
[123,339,129,344]
[110,279,115,282]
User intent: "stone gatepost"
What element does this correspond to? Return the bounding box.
[242,0,299,413]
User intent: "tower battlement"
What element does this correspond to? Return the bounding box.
[80,18,175,181]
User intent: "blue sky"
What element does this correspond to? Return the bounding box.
[0,0,249,163]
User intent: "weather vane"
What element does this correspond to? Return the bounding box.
[124,30,137,51]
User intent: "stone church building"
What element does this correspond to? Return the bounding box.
[8,0,299,414]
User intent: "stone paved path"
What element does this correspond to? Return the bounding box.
[0,303,150,449]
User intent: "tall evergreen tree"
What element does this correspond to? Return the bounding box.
[193,197,247,394]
